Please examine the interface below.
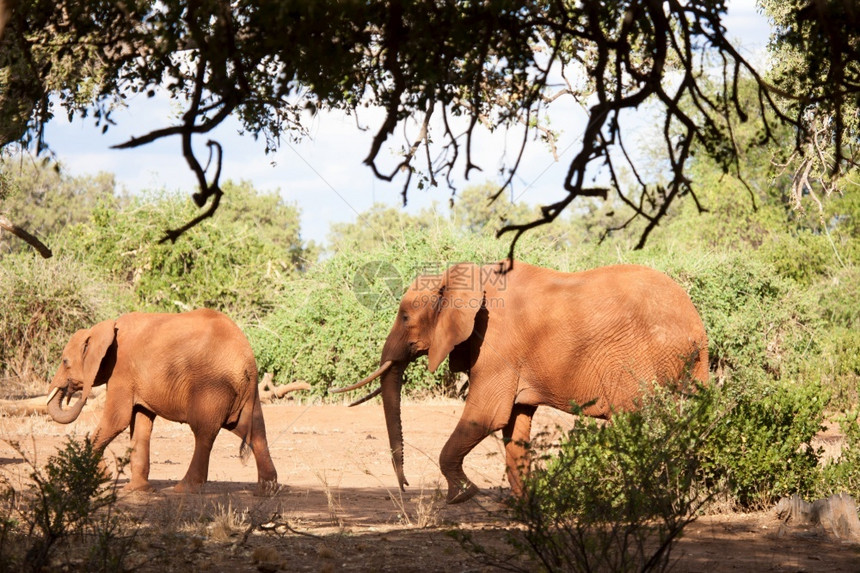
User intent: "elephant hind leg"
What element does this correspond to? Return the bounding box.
[228,393,278,495]
[502,404,537,498]
[174,422,220,494]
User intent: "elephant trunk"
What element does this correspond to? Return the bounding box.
[46,380,90,425]
[381,363,409,491]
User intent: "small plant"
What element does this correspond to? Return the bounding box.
[389,481,445,528]
[314,470,344,529]
[0,437,132,572]
[209,498,250,542]
[699,377,826,508]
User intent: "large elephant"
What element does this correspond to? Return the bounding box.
[335,261,708,504]
[47,309,278,495]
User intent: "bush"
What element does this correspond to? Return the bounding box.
[59,183,307,321]
[0,254,131,394]
[700,378,827,508]
[458,376,830,571]
[495,382,719,573]
[664,251,822,385]
[0,437,132,572]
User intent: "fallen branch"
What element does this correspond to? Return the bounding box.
[258,372,311,402]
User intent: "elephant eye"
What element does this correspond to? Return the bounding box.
[62,358,70,367]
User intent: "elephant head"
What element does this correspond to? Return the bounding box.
[333,262,489,491]
[47,320,116,424]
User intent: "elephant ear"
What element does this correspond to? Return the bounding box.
[81,320,117,391]
[428,263,483,373]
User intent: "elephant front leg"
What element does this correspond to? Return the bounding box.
[125,408,156,492]
[90,400,134,483]
[502,404,537,498]
[440,401,510,504]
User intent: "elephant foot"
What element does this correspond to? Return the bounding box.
[254,479,281,497]
[173,479,205,494]
[124,479,155,493]
[446,480,480,504]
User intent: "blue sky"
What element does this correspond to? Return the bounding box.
[43,1,771,245]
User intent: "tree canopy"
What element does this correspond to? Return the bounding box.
[0,0,857,255]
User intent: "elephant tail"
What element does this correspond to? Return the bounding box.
[237,404,255,464]
[239,437,252,463]
[235,372,261,464]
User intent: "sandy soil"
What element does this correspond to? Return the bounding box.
[1,400,858,572]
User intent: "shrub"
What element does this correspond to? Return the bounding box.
[700,378,827,508]
[0,254,131,394]
[59,183,307,321]
[497,382,720,573]
[0,437,132,572]
[664,251,822,385]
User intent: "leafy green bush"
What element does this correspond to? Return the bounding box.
[468,376,829,571]
[0,437,131,572]
[664,251,822,385]
[501,382,719,573]
[0,254,131,394]
[762,231,839,286]
[700,378,827,508]
[59,182,307,321]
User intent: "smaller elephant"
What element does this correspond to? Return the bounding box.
[47,309,278,494]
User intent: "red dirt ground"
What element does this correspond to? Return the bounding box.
[1,400,858,572]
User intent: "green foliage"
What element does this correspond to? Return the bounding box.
[762,231,840,286]
[450,182,536,236]
[0,157,119,255]
[0,253,131,393]
[327,203,440,254]
[654,251,821,386]
[60,181,308,321]
[0,437,131,572]
[506,383,718,572]
[819,406,860,499]
[700,379,827,508]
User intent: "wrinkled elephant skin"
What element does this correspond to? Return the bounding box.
[47,309,278,495]
[344,261,709,503]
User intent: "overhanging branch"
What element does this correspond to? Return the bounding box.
[0,214,52,257]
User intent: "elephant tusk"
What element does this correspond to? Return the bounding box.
[46,387,60,405]
[330,361,392,394]
[348,386,383,407]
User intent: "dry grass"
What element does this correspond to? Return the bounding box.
[313,469,345,529]
[208,498,250,541]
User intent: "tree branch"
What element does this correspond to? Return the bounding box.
[0,214,52,257]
